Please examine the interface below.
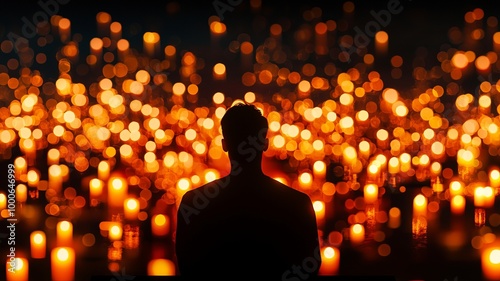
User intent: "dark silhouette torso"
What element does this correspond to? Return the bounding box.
[175,172,320,280]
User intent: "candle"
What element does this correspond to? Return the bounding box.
[449,180,464,197]
[319,246,340,275]
[482,246,500,280]
[107,176,128,209]
[490,169,500,193]
[6,257,28,281]
[57,18,71,42]
[349,223,365,245]
[109,223,123,241]
[97,160,110,180]
[14,157,27,180]
[298,172,313,190]
[57,220,73,247]
[359,141,371,160]
[450,195,466,215]
[47,148,60,165]
[151,214,170,236]
[399,153,411,172]
[388,157,400,175]
[16,184,27,204]
[313,200,325,226]
[0,193,5,210]
[124,197,139,221]
[143,32,160,57]
[413,194,427,218]
[110,21,122,42]
[313,160,326,180]
[363,184,378,204]
[89,178,103,206]
[51,247,75,281]
[388,207,401,229]
[474,186,494,208]
[30,231,46,258]
[147,259,176,276]
[48,164,63,193]
[212,62,226,80]
[375,30,388,56]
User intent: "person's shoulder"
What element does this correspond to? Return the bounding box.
[180,176,230,202]
[264,175,311,201]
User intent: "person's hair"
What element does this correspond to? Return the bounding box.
[221,102,268,153]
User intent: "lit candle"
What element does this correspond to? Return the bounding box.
[359,141,371,160]
[413,194,427,218]
[313,160,326,180]
[147,259,176,276]
[212,62,226,80]
[314,22,328,56]
[298,172,313,190]
[124,197,139,221]
[109,223,123,241]
[482,246,500,280]
[388,157,400,175]
[490,169,500,192]
[474,186,494,208]
[47,148,60,165]
[363,184,378,204]
[319,246,340,275]
[58,18,71,43]
[449,180,464,197]
[107,176,128,209]
[89,178,103,206]
[56,220,73,247]
[6,257,28,281]
[450,195,466,215]
[313,200,325,226]
[97,160,110,181]
[388,207,401,229]
[14,157,27,180]
[143,32,160,57]
[16,184,27,204]
[399,153,411,173]
[51,247,75,281]
[0,193,5,210]
[349,223,365,245]
[30,230,46,259]
[48,164,63,193]
[110,21,122,42]
[375,31,388,56]
[151,214,170,236]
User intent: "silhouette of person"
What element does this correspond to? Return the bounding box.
[175,103,321,280]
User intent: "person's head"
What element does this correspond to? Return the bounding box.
[221,103,269,166]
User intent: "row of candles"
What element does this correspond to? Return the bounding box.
[3,208,174,280]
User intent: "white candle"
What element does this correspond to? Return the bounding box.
[51,247,75,281]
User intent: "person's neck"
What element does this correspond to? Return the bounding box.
[233,162,265,177]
